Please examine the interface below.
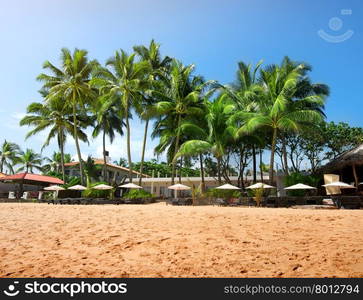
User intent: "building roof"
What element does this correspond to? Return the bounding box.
[320,144,363,172]
[0,172,6,178]
[64,159,150,178]
[0,173,64,185]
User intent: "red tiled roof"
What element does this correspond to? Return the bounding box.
[0,173,64,184]
[64,159,150,177]
[0,172,6,178]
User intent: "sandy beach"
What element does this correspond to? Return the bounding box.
[0,203,362,278]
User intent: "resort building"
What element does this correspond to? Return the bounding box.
[139,174,270,197]
[64,159,150,183]
[319,144,363,188]
[0,173,64,198]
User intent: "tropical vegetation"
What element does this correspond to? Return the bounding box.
[0,41,361,189]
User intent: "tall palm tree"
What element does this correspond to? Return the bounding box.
[91,96,124,182]
[232,64,326,184]
[20,95,88,181]
[91,50,149,182]
[133,39,171,185]
[0,140,20,174]
[37,48,98,185]
[277,56,329,175]
[151,60,211,184]
[16,149,43,173]
[174,94,233,184]
[224,61,264,182]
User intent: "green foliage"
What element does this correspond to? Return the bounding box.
[43,171,80,187]
[323,121,363,160]
[82,182,113,199]
[123,189,153,199]
[206,188,240,199]
[283,172,321,196]
[254,188,264,206]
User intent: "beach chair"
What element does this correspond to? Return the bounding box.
[8,191,16,199]
[214,198,228,206]
[21,192,29,200]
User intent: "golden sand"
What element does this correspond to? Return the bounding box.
[0,203,362,277]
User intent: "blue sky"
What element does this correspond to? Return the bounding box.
[0,0,362,163]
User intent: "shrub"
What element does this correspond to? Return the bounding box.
[123,189,153,199]
[82,182,114,199]
[206,188,240,199]
[254,188,264,207]
[283,172,321,196]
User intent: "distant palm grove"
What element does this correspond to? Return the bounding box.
[1,40,363,189]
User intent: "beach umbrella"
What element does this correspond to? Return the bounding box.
[246,182,275,189]
[215,183,241,190]
[322,181,355,189]
[119,183,143,189]
[284,183,317,190]
[44,185,65,191]
[168,183,191,190]
[68,184,87,190]
[92,184,113,190]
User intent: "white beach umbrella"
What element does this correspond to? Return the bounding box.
[168,183,191,190]
[44,185,65,191]
[92,184,113,190]
[322,181,355,189]
[119,183,143,189]
[68,184,87,190]
[284,183,317,190]
[215,183,241,190]
[246,182,275,189]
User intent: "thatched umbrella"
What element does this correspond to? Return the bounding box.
[246,182,275,189]
[215,183,241,190]
[320,144,363,187]
[284,183,316,190]
[119,183,143,189]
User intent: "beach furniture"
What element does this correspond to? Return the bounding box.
[8,191,16,199]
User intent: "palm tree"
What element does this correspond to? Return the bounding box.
[43,152,72,174]
[232,64,326,184]
[277,57,329,175]
[83,156,99,187]
[91,96,124,182]
[151,60,211,184]
[174,94,233,184]
[0,140,20,174]
[133,39,171,185]
[16,149,43,173]
[224,61,264,182]
[91,50,149,182]
[37,48,98,185]
[20,95,88,181]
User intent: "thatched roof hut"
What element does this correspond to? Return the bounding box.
[319,144,363,187]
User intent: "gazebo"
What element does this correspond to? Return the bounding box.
[0,173,64,198]
[319,144,363,188]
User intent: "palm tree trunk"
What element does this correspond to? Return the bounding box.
[252,145,257,183]
[199,153,205,193]
[171,114,182,185]
[59,132,66,183]
[138,119,149,185]
[0,159,3,173]
[102,130,107,183]
[269,128,277,185]
[125,96,133,183]
[179,157,182,183]
[282,137,289,176]
[217,157,222,185]
[72,97,84,185]
[259,149,263,182]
